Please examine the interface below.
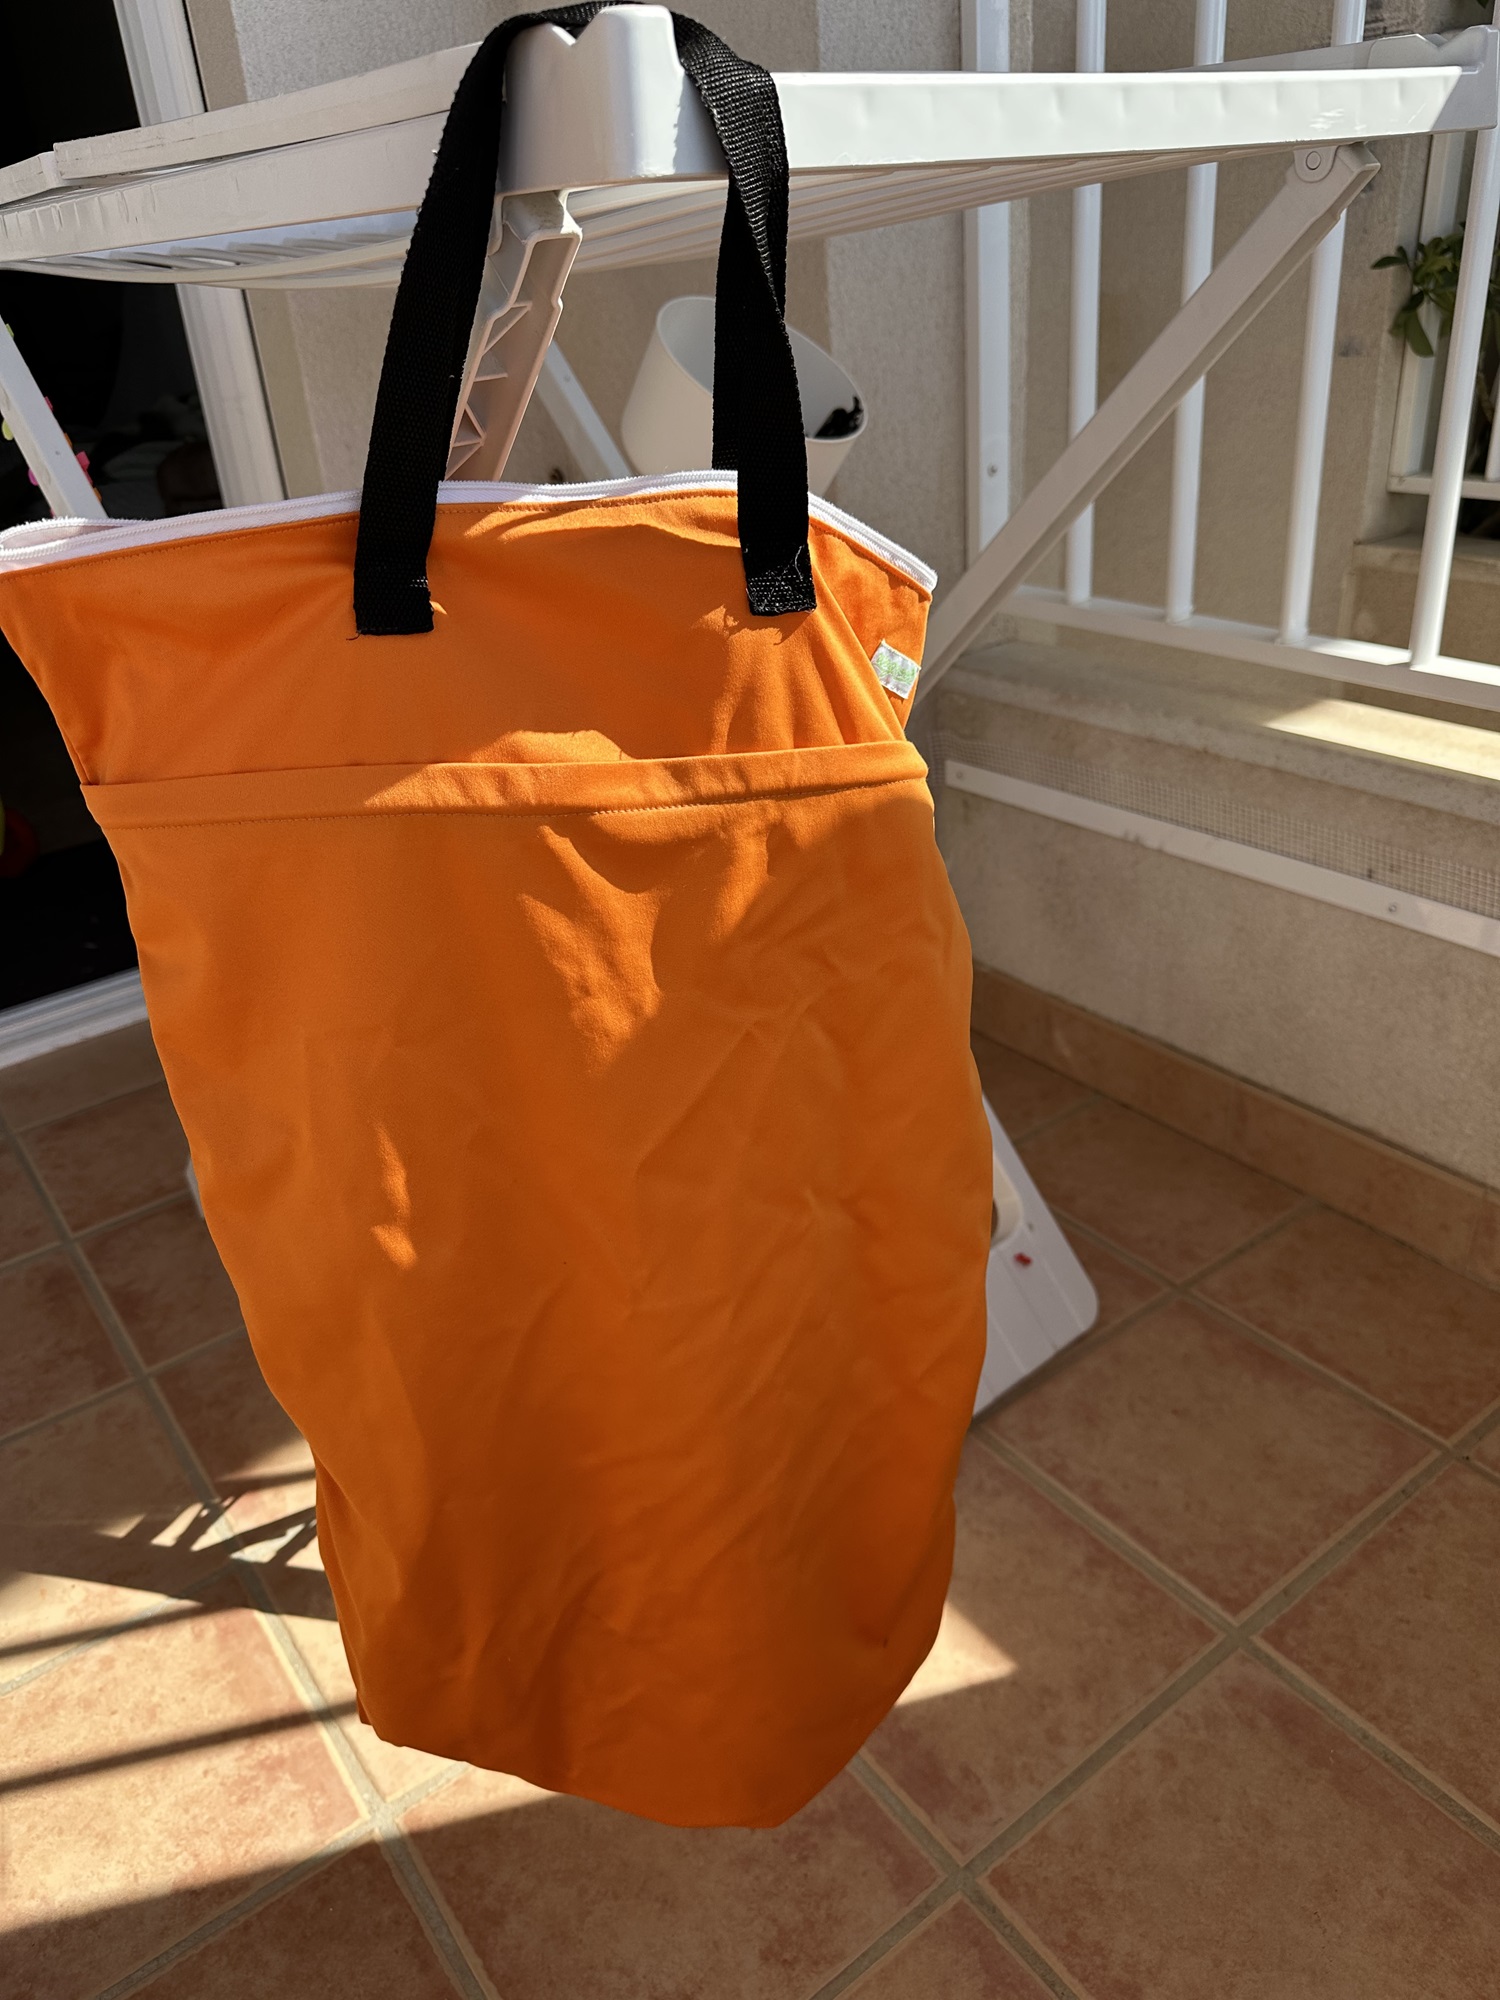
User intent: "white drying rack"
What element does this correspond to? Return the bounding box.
[2,8,1497,1405]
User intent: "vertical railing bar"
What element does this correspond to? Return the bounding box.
[1387,130,1467,485]
[1277,0,1366,646]
[1483,266,1500,476]
[963,0,1013,564]
[1165,0,1228,624]
[1064,0,1106,606]
[1482,363,1500,482]
[1483,365,1500,482]
[1409,119,1500,667]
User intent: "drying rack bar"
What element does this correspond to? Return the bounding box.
[0,11,1493,283]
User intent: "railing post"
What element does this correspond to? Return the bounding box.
[1277,0,1366,645]
[1386,130,1467,486]
[1166,0,1228,623]
[963,0,1013,563]
[1409,118,1500,666]
[1065,0,1106,605]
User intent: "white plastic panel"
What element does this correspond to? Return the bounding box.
[972,1101,1098,1415]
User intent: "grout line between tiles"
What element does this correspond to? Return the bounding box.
[970,1424,1500,1877]
[972,1428,1234,1630]
[0,1575,240,1699]
[967,1633,1242,1877]
[9,1180,193,1247]
[1246,1639,1500,1854]
[3,1054,167,1138]
[8,1074,169,1132]
[0,1235,66,1279]
[390,1824,507,2000]
[87,1824,377,2000]
[851,1752,966,1874]
[0,1325,248,1455]
[1165,1193,1322,1287]
[1047,1210,1165,1286]
[804,1884,973,2000]
[977,1193,1323,1431]
[835,1758,1086,1998]
[867,1183,1500,1955]
[958,1880,1091,2000]
[140,1323,250,1376]
[0,1098,491,2000]
[1232,1452,1451,1638]
[0,1374,142,1452]
[1450,1397,1500,1460]
[1189,1293,1460,1449]
[248,1584,488,1995]
[0,1114,224,1506]
[71,1188,200,1240]
[996,1091,1102,1152]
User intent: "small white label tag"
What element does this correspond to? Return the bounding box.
[871,640,921,700]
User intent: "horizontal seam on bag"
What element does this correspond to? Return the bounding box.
[93,772,929,831]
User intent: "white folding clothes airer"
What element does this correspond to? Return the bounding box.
[2,8,1497,1407]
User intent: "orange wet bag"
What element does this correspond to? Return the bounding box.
[0,8,991,1827]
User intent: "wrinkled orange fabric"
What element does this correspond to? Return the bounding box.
[0,483,992,1826]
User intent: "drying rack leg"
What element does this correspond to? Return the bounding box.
[915,141,1379,706]
[446,192,584,481]
[537,345,632,481]
[0,320,106,520]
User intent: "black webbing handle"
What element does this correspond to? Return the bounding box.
[353,4,815,634]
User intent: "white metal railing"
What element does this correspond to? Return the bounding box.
[963,0,1500,712]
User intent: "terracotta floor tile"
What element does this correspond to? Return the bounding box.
[0,1578,362,1998]
[404,1765,935,1998]
[0,1021,162,1131]
[1198,1208,1500,1437]
[1265,1466,1500,1824]
[1470,1422,1500,1475]
[1063,1227,1163,1335]
[987,1654,1500,2000]
[845,1899,1050,1999]
[866,1444,1211,1856]
[21,1084,188,1232]
[131,1842,455,1999]
[147,1350,424,1789]
[1019,1101,1298,1280]
[0,1143,55,1265]
[987,1298,1430,1614]
[84,1198,242,1366]
[263,1537,459,1801]
[155,1334,314,1543]
[972,1034,1092,1139]
[0,1252,126,1439]
[0,1389,213,1675]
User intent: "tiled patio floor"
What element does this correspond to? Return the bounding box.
[3,1021,1500,1998]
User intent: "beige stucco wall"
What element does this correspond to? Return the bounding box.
[937,647,1500,1186]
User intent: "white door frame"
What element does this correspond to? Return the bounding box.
[111,0,286,505]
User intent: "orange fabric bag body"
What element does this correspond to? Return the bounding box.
[0,481,992,1825]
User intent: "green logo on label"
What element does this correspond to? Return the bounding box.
[871,640,921,699]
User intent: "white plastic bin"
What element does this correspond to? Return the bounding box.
[621,295,866,495]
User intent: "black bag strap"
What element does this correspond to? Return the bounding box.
[353,4,815,635]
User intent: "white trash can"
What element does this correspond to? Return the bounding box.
[621,295,866,496]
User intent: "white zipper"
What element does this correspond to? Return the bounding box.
[0,474,937,593]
